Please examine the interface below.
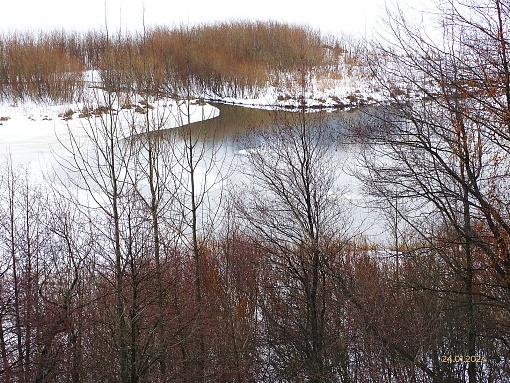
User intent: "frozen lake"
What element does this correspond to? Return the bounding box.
[0,99,390,241]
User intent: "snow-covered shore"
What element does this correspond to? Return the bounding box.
[0,67,385,167]
[0,94,219,171]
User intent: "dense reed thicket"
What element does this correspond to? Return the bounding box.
[0,22,346,102]
[0,32,86,102]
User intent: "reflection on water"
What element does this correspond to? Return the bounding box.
[169,102,368,150]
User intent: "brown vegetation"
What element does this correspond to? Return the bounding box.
[0,22,349,103]
[0,31,85,102]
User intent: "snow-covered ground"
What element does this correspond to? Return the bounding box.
[0,93,219,171]
[207,64,386,110]
[0,60,384,165]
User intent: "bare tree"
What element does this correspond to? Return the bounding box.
[124,25,180,377]
[355,1,510,381]
[168,94,226,381]
[235,84,353,381]
[0,159,73,383]
[57,39,138,379]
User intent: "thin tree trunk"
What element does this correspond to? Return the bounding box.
[0,313,12,383]
[461,165,476,383]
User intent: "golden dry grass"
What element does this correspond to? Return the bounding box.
[0,22,357,101]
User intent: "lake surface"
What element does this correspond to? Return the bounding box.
[9,100,388,242]
[171,102,363,144]
[163,103,389,241]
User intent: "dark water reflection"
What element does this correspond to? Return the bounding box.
[170,102,369,150]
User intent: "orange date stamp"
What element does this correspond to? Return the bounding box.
[442,355,487,363]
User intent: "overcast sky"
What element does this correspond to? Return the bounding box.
[0,0,435,37]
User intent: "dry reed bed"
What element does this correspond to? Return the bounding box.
[0,22,359,103]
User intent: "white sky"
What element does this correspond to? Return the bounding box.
[0,0,434,37]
